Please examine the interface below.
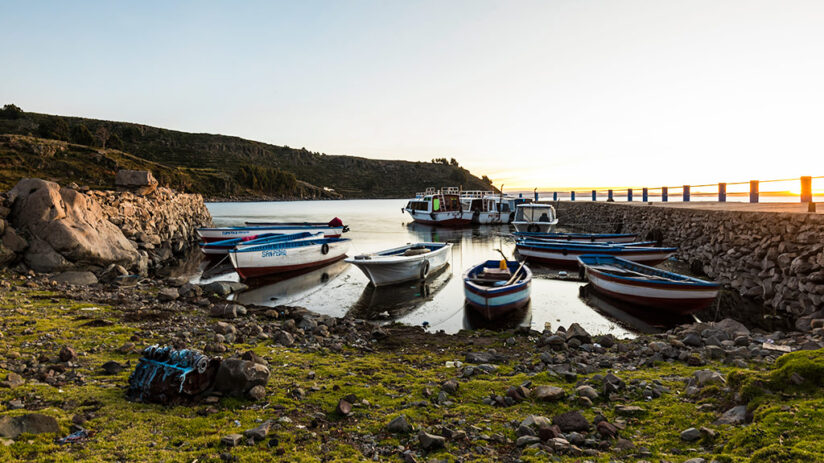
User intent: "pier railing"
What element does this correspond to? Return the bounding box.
[540,176,823,205]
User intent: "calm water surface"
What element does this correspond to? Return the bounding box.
[198,200,648,337]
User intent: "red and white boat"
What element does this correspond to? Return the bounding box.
[403,187,471,227]
[228,236,350,279]
[578,255,719,314]
[197,218,347,243]
[516,240,676,267]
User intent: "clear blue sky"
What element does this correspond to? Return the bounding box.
[2,0,823,189]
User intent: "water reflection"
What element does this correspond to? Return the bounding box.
[348,265,452,320]
[229,259,349,306]
[463,301,532,331]
[579,284,692,334]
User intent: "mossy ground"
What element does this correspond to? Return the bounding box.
[2,277,824,462]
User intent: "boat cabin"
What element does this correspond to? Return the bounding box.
[406,193,463,213]
[462,197,498,213]
[514,204,556,223]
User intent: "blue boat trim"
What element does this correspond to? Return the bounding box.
[229,237,350,254]
[577,254,719,287]
[200,225,344,232]
[201,231,319,249]
[517,240,677,253]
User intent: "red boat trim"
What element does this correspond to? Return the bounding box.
[234,255,346,279]
[588,269,718,290]
[589,286,715,314]
[201,233,341,243]
[521,253,669,268]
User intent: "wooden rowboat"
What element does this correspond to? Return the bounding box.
[463,260,532,321]
[199,231,320,255]
[513,232,638,243]
[345,242,452,287]
[228,237,350,280]
[577,254,719,314]
[515,240,676,267]
[197,221,347,243]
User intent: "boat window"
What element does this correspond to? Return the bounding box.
[433,197,440,211]
[408,201,428,211]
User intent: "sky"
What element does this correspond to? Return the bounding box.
[2,0,823,190]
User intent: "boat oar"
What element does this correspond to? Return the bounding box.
[505,259,527,286]
[493,248,509,262]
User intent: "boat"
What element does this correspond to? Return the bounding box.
[513,232,638,243]
[403,187,472,227]
[515,240,676,267]
[512,204,558,233]
[577,254,719,314]
[199,231,320,255]
[461,190,506,224]
[345,242,452,287]
[463,259,532,320]
[197,218,348,243]
[228,236,350,279]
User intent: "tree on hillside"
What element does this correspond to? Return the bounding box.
[95,126,110,148]
[481,175,492,184]
[38,118,71,141]
[108,133,124,150]
[0,104,23,119]
[70,124,95,146]
[450,158,459,166]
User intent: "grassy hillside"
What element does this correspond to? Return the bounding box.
[0,104,495,198]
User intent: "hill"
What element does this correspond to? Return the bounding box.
[0,104,496,199]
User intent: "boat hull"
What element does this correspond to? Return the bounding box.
[469,211,503,224]
[198,226,344,242]
[516,243,674,267]
[463,261,532,321]
[512,220,558,233]
[345,243,452,287]
[229,239,350,279]
[404,210,472,227]
[584,268,718,314]
[513,232,638,243]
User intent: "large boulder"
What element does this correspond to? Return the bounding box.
[6,179,139,272]
[212,358,270,398]
[0,413,60,439]
[115,170,158,195]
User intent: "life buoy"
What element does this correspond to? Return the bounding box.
[527,224,540,233]
[419,260,430,279]
[321,243,330,255]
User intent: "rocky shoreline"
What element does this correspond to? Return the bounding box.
[2,267,824,462]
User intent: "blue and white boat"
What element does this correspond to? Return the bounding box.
[228,236,350,280]
[463,260,532,321]
[516,240,676,267]
[199,231,320,255]
[197,218,347,243]
[513,232,638,243]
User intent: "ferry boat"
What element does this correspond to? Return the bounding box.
[512,204,559,233]
[461,190,502,224]
[403,187,472,227]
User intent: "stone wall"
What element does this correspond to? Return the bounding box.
[553,202,824,320]
[0,179,212,276]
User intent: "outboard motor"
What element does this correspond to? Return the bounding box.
[127,345,220,404]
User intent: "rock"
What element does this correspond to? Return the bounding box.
[682,332,702,347]
[213,358,270,397]
[247,385,266,401]
[596,420,618,438]
[115,170,158,195]
[214,321,237,335]
[203,281,248,296]
[565,323,591,343]
[7,178,139,272]
[0,413,60,439]
[387,415,413,433]
[441,380,459,395]
[714,318,750,337]
[336,398,353,416]
[158,288,179,301]
[575,385,599,400]
[465,351,503,364]
[221,433,243,447]
[59,345,77,362]
[545,335,566,350]
[417,430,446,450]
[178,283,202,298]
[680,427,701,442]
[520,414,552,431]
[516,435,541,447]
[715,405,748,425]
[614,405,645,417]
[533,385,566,402]
[210,303,246,319]
[243,420,273,441]
[552,410,590,432]
[52,271,98,285]
[2,226,28,253]
[100,361,125,375]
[275,331,295,347]
[0,372,24,388]
[692,370,725,387]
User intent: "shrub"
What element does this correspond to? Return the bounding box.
[70,124,95,146]
[0,103,23,119]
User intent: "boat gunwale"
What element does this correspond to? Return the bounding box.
[578,254,719,288]
[344,242,452,265]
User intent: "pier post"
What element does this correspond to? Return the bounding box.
[662,187,668,202]
[534,189,539,202]
[592,190,596,201]
[801,176,812,203]
[642,188,648,202]
[750,180,759,203]
[719,183,726,202]
[608,189,614,201]
[571,191,575,201]
[627,188,633,202]
[553,192,558,201]
[683,185,690,202]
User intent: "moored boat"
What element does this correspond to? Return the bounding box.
[345,242,452,287]
[199,231,320,255]
[403,187,472,227]
[512,204,558,233]
[516,240,676,267]
[461,192,502,224]
[228,236,350,279]
[578,254,719,314]
[463,260,532,321]
[513,231,638,243]
[197,218,348,243]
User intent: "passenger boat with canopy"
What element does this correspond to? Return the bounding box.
[403,187,471,227]
[512,204,558,233]
[463,259,532,320]
[577,255,719,314]
[345,242,452,286]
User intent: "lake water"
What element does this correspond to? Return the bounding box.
[197,200,665,338]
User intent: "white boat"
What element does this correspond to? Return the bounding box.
[512,204,558,233]
[197,219,347,243]
[461,192,502,224]
[403,187,472,227]
[345,242,452,286]
[228,237,350,279]
[463,260,532,320]
[516,240,676,267]
[199,231,321,255]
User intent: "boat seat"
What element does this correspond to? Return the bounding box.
[479,268,510,280]
[403,248,430,256]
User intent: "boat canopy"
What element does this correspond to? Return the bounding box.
[515,204,556,223]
